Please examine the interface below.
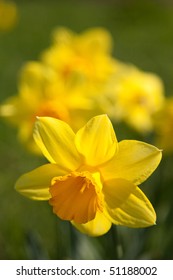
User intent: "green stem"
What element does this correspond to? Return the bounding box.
[110,225,123,259]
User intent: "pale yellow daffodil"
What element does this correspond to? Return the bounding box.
[0,62,94,153]
[15,115,162,236]
[41,27,118,93]
[99,65,165,133]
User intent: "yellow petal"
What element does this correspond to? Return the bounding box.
[15,163,65,200]
[75,115,118,166]
[78,27,113,53]
[100,140,162,185]
[103,178,156,227]
[72,210,112,237]
[33,117,81,171]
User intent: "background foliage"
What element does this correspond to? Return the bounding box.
[0,0,173,259]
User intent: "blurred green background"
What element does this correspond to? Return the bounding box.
[1,0,173,260]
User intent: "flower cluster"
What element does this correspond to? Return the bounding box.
[0,27,119,152]
[0,27,165,152]
[0,27,165,236]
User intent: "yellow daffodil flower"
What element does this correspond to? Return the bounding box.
[41,27,118,93]
[0,26,125,154]
[153,97,173,153]
[99,65,165,133]
[15,115,162,236]
[0,0,18,32]
[0,62,94,153]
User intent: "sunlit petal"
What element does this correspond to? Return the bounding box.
[100,140,162,185]
[103,178,156,227]
[75,115,118,166]
[72,210,112,237]
[33,117,81,171]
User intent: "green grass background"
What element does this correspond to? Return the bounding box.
[1,0,173,259]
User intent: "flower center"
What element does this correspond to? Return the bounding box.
[49,171,103,224]
[37,101,70,123]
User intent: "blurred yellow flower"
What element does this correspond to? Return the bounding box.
[15,115,162,236]
[0,0,18,31]
[41,27,118,93]
[0,62,93,153]
[99,65,165,133]
[1,27,123,153]
[153,97,173,153]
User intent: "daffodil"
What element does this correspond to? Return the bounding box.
[41,27,118,93]
[0,0,18,32]
[15,115,162,236]
[0,62,94,153]
[0,26,126,153]
[99,65,165,133]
